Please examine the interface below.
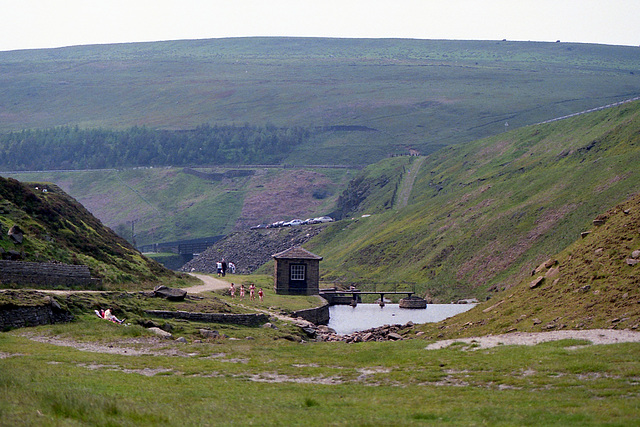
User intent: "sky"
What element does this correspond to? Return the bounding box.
[1,0,639,52]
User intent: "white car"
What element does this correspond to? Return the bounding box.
[314,216,334,223]
[285,219,304,226]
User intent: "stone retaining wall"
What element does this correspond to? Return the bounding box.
[0,260,101,288]
[145,310,268,326]
[0,301,74,330]
[291,301,330,325]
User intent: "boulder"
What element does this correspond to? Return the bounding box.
[148,327,173,339]
[8,225,23,244]
[302,327,317,338]
[153,285,187,301]
[5,250,23,260]
[455,298,479,305]
[200,329,220,339]
[316,325,336,334]
[529,276,545,289]
[631,250,640,259]
[545,267,560,279]
[626,258,639,266]
[387,332,403,340]
[362,332,374,342]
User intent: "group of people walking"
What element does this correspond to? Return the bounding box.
[216,259,236,277]
[229,282,263,302]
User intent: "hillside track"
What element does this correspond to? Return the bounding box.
[184,273,230,293]
[396,156,426,209]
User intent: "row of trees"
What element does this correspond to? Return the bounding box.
[0,124,311,170]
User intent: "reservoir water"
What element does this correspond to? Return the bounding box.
[328,303,475,335]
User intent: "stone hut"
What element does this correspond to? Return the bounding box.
[272,246,322,295]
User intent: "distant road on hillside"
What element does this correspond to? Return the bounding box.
[536,96,640,125]
[396,156,426,209]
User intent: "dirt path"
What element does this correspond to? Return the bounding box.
[424,329,640,350]
[183,273,230,293]
[27,273,230,296]
[396,156,426,209]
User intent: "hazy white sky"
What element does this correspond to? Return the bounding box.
[1,0,639,52]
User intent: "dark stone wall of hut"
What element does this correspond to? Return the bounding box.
[274,259,320,295]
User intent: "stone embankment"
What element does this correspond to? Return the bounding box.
[294,318,414,343]
[145,310,269,327]
[0,294,73,330]
[291,302,330,325]
[0,260,101,288]
[181,226,327,274]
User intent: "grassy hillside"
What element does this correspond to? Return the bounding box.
[423,189,640,338]
[5,166,354,246]
[308,100,640,301]
[1,38,639,165]
[0,177,183,286]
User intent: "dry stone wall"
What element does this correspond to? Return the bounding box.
[0,260,101,288]
[145,310,268,326]
[0,299,74,330]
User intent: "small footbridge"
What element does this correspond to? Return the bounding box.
[319,288,425,308]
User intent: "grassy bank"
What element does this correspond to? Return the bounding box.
[1,324,639,425]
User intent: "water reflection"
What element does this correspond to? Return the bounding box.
[328,303,475,335]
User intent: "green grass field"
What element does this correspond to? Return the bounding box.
[2,321,639,426]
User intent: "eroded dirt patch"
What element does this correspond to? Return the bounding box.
[20,333,194,357]
[425,329,640,350]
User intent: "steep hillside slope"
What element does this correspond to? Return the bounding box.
[429,191,640,338]
[0,177,176,286]
[308,101,640,300]
[7,166,353,246]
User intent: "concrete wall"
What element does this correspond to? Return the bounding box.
[145,310,269,326]
[0,260,101,288]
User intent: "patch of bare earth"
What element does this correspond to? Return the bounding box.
[425,329,640,350]
[0,351,24,359]
[20,333,195,357]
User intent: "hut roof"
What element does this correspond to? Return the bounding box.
[272,246,323,260]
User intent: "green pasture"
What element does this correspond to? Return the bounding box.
[309,101,640,301]
[1,322,639,426]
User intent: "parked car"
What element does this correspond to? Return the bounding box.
[285,219,304,227]
[314,216,334,223]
